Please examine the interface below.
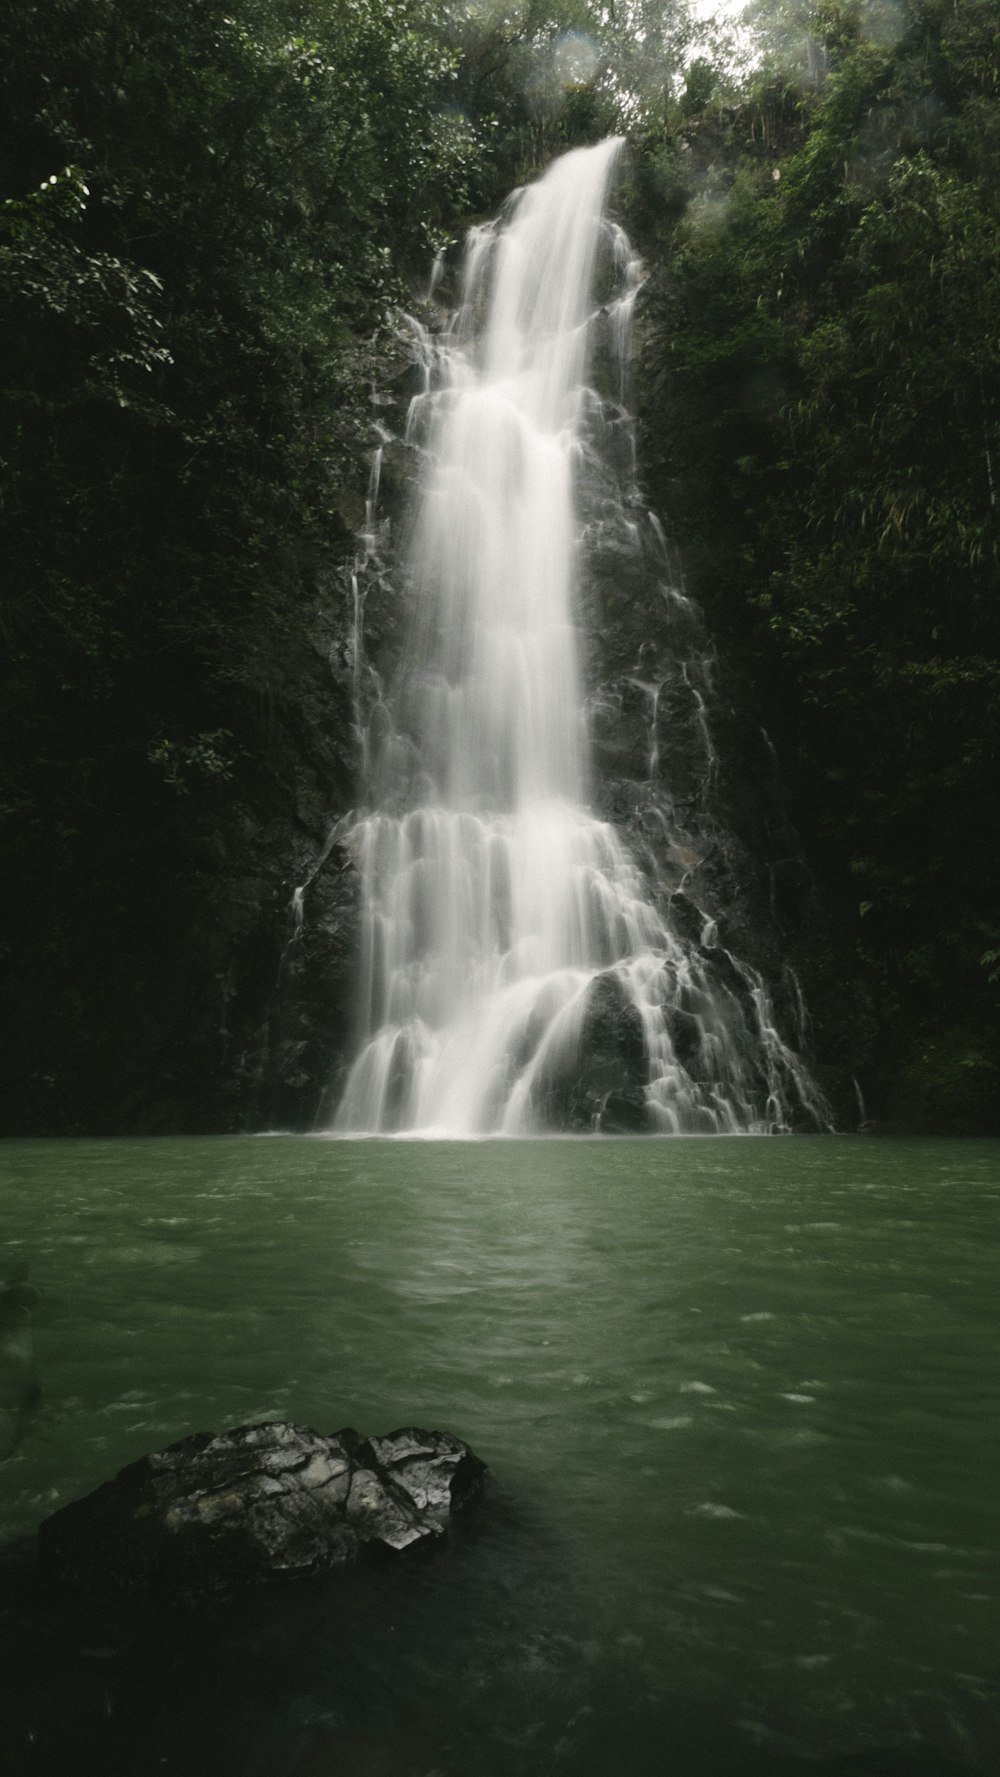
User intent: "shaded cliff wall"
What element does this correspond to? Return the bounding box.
[1,601,359,1136]
[575,353,866,1128]
[1,287,859,1138]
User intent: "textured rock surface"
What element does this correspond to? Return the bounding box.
[38,1420,485,1595]
[0,597,363,1137]
[540,970,651,1133]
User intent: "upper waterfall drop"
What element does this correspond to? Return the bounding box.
[405,138,620,818]
[332,139,826,1137]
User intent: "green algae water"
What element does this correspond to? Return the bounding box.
[1,1135,998,1775]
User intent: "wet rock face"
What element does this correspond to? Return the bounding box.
[540,971,651,1133]
[38,1421,486,1597]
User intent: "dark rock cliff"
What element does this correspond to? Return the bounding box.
[580,480,866,1129]
[1,600,361,1136]
[1,298,862,1136]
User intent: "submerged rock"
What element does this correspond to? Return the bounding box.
[37,1420,485,1596]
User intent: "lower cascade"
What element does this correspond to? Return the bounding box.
[332,139,826,1137]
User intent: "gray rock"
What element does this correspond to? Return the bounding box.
[361,1427,486,1521]
[37,1419,485,1596]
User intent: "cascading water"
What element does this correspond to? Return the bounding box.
[333,139,826,1136]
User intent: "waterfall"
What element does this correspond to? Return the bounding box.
[332,139,826,1136]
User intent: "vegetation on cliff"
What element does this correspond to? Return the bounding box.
[0,0,485,1129]
[629,0,1000,1128]
[1,0,996,1130]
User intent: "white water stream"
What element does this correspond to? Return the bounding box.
[333,140,824,1135]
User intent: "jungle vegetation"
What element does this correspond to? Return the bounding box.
[1,0,997,1130]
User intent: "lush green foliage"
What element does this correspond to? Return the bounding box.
[0,0,481,741]
[633,0,1000,1127]
[0,0,488,1126]
[2,0,996,1130]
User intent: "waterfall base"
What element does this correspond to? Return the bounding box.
[334,801,822,1137]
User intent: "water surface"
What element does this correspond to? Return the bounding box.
[1,1135,997,1774]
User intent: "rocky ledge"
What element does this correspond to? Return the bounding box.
[37,1421,485,1597]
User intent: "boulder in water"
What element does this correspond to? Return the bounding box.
[37,1420,485,1597]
